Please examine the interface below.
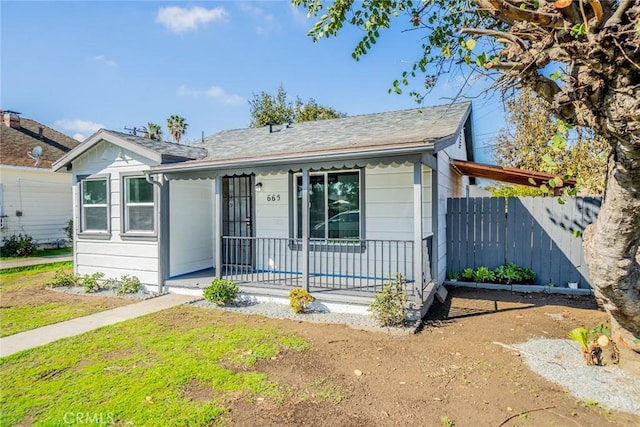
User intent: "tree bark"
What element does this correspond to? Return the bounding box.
[583,132,640,354]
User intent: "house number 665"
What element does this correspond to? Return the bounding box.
[266,194,280,202]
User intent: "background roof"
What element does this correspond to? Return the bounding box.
[1,115,79,168]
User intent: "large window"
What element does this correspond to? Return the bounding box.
[80,177,109,233]
[295,171,360,239]
[123,176,155,233]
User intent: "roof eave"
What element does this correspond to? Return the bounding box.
[149,141,440,175]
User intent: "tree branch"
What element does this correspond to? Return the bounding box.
[487,0,564,26]
[604,0,634,27]
[485,61,527,70]
[461,28,527,49]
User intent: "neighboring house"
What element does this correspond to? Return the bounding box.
[54,102,477,313]
[0,110,79,247]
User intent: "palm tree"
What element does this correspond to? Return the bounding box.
[142,122,162,141]
[166,115,188,144]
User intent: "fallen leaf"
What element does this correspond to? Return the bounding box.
[354,369,363,377]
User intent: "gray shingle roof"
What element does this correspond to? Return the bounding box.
[193,102,471,162]
[103,130,208,161]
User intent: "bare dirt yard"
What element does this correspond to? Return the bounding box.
[219,288,640,426]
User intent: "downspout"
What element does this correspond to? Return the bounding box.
[145,172,167,294]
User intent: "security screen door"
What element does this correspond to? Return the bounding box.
[222,175,254,268]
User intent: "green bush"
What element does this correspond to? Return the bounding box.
[473,266,495,283]
[114,275,141,295]
[203,277,239,305]
[48,269,80,287]
[494,263,521,284]
[368,274,407,327]
[289,288,315,314]
[519,267,536,283]
[63,219,74,243]
[81,272,105,293]
[460,268,475,282]
[1,234,37,257]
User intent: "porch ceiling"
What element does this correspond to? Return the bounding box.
[450,159,577,189]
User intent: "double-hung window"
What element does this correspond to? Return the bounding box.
[295,170,361,240]
[80,176,109,234]
[123,176,155,234]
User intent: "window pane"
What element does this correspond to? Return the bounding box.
[127,206,154,231]
[327,172,359,238]
[83,180,107,204]
[84,207,107,230]
[127,177,154,203]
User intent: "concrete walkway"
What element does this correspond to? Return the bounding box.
[0,255,73,270]
[0,294,196,358]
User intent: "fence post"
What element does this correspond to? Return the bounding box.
[301,168,310,291]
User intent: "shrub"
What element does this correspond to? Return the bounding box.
[203,277,239,305]
[473,266,495,283]
[63,219,74,243]
[460,268,475,282]
[114,275,141,295]
[446,271,460,280]
[81,272,105,293]
[48,269,80,287]
[368,274,407,327]
[1,234,37,257]
[494,263,521,284]
[519,267,536,283]
[289,288,315,314]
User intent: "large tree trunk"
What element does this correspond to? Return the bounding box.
[583,132,640,355]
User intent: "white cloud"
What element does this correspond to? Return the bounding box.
[177,84,244,105]
[156,6,227,34]
[54,119,104,139]
[238,3,280,35]
[93,55,117,68]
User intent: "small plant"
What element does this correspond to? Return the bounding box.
[568,323,619,366]
[81,272,105,293]
[494,263,520,284]
[519,267,536,283]
[446,271,459,281]
[368,273,407,327]
[63,219,74,243]
[1,233,37,257]
[441,416,454,427]
[473,266,495,283]
[289,288,315,314]
[48,269,80,287]
[461,268,475,282]
[114,274,141,295]
[203,277,239,305]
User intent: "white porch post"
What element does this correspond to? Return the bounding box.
[413,161,424,303]
[214,175,223,278]
[301,168,310,291]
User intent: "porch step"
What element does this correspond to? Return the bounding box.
[166,284,375,316]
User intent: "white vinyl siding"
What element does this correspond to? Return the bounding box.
[72,140,160,286]
[0,166,74,245]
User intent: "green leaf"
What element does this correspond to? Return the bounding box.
[573,229,582,238]
[465,39,476,50]
[540,184,549,193]
[528,178,537,186]
[551,134,567,150]
[558,197,566,204]
[549,69,563,81]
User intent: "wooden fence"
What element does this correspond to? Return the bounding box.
[446,197,601,288]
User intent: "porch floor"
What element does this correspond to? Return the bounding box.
[165,268,387,299]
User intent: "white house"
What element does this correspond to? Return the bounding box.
[0,111,79,247]
[53,102,475,313]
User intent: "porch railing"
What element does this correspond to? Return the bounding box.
[221,236,416,295]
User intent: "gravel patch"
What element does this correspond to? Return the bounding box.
[189,295,420,334]
[49,286,164,300]
[513,338,640,416]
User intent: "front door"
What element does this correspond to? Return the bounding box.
[222,175,254,268]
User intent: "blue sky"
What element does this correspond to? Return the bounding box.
[2,1,504,161]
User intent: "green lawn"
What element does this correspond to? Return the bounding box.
[0,247,72,261]
[0,262,132,337]
[0,306,309,426]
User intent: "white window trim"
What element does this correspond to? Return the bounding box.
[77,174,111,239]
[120,173,158,239]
